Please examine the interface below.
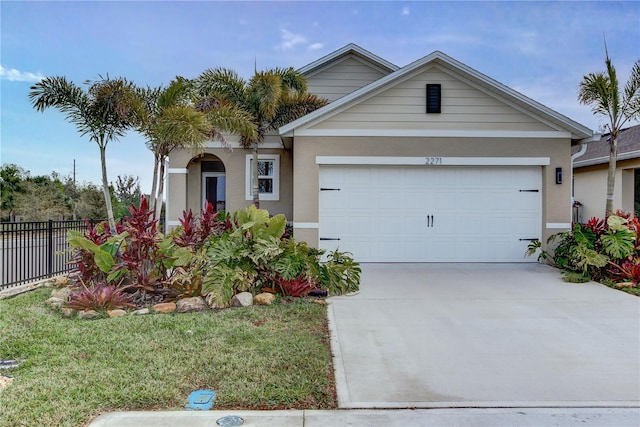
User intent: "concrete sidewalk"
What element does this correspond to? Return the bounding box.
[89,408,640,426]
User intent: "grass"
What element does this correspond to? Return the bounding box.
[0,288,336,427]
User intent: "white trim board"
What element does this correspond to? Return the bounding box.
[291,129,572,138]
[293,222,319,229]
[316,156,550,166]
[167,168,188,174]
[546,223,571,229]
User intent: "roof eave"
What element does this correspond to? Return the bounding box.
[298,43,399,76]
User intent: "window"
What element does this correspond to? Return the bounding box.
[246,154,279,201]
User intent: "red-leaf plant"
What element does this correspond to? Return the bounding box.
[114,196,167,292]
[66,279,136,312]
[173,201,232,249]
[72,219,112,283]
[607,258,640,288]
[271,274,317,297]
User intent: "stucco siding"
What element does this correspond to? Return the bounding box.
[574,159,640,220]
[167,146,293,227]
[292,136,571,247]
[306,56,388,101]
[311,66,557,132]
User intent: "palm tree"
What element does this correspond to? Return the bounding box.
[195,67,328,207]
[135,77,256,220]
[29,75,138,231]
[578,48,640,217]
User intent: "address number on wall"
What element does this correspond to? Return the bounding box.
[425,157,443,165]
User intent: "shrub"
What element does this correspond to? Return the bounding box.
[66,280,135,311]
[67,202,361,309]
[531,214,639,286]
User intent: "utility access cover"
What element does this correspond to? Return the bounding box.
[185,389,215,410]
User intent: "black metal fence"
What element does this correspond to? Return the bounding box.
[0,220,97,290]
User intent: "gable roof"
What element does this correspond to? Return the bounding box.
[573,124,640,167]
[298,43,399,77]
[282,50,593,141]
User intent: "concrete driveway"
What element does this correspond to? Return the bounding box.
[328,263,640,408]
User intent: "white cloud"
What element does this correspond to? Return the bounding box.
[0,65,44,82]
[277,28,307,51]
[309,43,324,50]
[401,6,410,16]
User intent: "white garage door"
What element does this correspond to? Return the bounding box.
[319,165,541,262]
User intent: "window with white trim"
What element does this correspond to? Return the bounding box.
[245,154,279,201]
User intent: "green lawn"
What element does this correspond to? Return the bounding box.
[0,288,336,427]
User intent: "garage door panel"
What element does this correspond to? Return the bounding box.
[319,165,541,262]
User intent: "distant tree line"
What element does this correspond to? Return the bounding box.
[0,163,141,222]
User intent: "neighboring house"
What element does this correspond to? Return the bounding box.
[167,43,593,262]
[572,124,640,221]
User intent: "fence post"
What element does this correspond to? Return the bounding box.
[47,219,53,278]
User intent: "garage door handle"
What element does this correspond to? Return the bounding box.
[320,188,341,191]
[426,215,434,227]
[320,237,341,241]
[519,189,539,192]
[519,238,538,241]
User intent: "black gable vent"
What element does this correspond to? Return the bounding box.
[426,84,441,114]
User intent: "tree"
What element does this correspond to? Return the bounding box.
[578,47,640,217]
[195,67,328,207]
[135,77,256,220]
[0,164,27,221]
[113,175,142,218]
[29,75,138,231]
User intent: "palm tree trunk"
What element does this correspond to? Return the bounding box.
[149,153,159,215]
[252,145,260,208]
[98,142,117,232]
[605,136,617,217]
[155,156,166,222]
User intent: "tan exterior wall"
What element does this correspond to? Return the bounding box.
[292,136,572,247]
[167,146,293,227]
[306,55,389,101]
[312,66,557,132]
[574,159,640,220]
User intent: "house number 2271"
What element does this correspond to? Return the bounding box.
[425,157,443,165]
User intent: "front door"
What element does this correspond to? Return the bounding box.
[202,172,226,212]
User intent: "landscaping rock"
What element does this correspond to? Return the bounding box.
[132,308,150,315]
[204,293,225,309]
[51,287,72,301]
[78,310,100,320]
[254,292,276,306]
[60,308,77,318]
[53,276,70,287]
[45,297,65,310]
[108,309,127,318]
[152,302,176,313]
[231,292,253,307]
[313,299,327,305]
[176,297,208,313]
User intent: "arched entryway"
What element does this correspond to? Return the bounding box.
[189,154,226,212]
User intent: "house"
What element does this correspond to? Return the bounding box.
[167,43,593,262]
[572,124,640,221]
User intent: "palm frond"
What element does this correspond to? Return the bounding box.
[272,66,308,93]
[622,60,640,123]
[153,105,211,155]
[271,93,329,128]
[205,104,257,142]
[195,67,246,105]
[247,71,282,121]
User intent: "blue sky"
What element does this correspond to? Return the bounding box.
[1,1,639,193]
